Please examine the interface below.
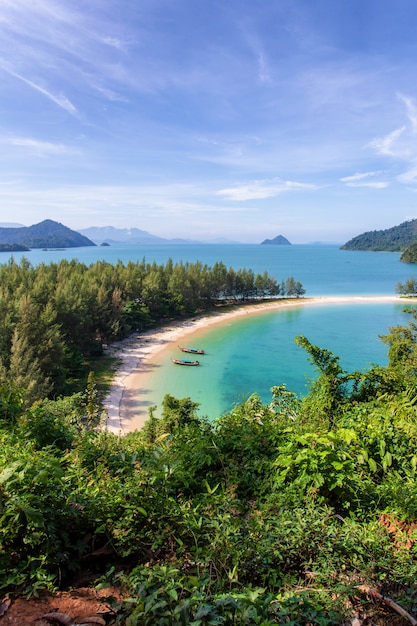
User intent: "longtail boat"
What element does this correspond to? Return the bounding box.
[178,345,205,354]
[172,358,200,366]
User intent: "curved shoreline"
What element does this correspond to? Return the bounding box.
[103,295,412,434]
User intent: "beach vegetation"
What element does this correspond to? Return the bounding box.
[396,276,417,295]
[284,276,306,297]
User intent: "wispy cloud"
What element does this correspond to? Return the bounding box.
[397,167,417,185]
[0,1,137,108]
[0,182,249,216]
[257,50,272,84]
[367,94,417,163]
[366,94,417,193]
[6,136,78,156]
[0,2,416,241]
[217,178,317,201]
[0,61,78,115]
[398,92,417,133]
[340,171,388,188]
[367,126,406,157]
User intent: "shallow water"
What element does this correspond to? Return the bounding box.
[144,301,414,419]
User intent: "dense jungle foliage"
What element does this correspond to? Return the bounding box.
[341,218,417,252]
[0,256,303,406]
[1,258,417,624]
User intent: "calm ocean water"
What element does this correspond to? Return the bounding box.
[5,243,417,418]
[6,242,414,296]
[145,301,410,420]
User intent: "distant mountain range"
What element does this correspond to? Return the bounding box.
[77,225,239,245]
[341,219,417,252]
[0,221,333,249]
[0,220,95,249]
[78,225,185,244]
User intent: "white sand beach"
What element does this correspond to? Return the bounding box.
[103,295,411,434]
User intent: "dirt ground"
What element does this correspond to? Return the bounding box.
[0,587,412,625]
[0,586,126,625]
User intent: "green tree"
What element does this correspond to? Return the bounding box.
[379,307,417,393]
[255,271,280,298]
[8,327,51,406]
[0,379,24,424]
[160,394,201,433]
[285,276,305,297]
[396,276,417,295]
[295,335,349,426]
[211,261,228,300]
[83,371,103,430]
[0,290,15,369]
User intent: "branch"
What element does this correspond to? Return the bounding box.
[356,585,417,625]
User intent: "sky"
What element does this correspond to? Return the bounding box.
[1,0,417,243]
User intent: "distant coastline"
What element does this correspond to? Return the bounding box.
[0,243,30,252]
[104,295,414,434]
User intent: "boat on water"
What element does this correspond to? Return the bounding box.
[178,345,205,354]
[172,358,200,366]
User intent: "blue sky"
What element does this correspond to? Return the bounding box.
[1,0,417,243]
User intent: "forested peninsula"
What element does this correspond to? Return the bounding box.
[2,257,417,624]
[341,218,417,252]
[0,257,302,405]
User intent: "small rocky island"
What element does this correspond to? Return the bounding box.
[260,234,291,245]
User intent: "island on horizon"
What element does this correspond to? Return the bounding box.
[260,234,291,245]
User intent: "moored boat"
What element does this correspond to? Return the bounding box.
[178,345,205,354]
[172,358,200,366]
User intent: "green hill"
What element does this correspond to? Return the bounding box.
[0,219,95,249]
[341,219,417,251]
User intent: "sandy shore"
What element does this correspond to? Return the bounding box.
[103,295,410,434]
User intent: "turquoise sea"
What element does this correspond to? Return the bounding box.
[7,242,413,296]
[5,243,417,418]
[143,300,410,419]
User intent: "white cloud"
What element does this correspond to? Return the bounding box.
[398,92,417,133]
[0,61,78,115]
[367,126,406,157]
[0,1,138,108]
[349,181,388,189]
[6,137,78,156]
[397,167,417,184]
[340,171,388,188]
[0,182,250,217]
[217,178,317,201]
[366,95,417,165]
[257,50,272,84]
